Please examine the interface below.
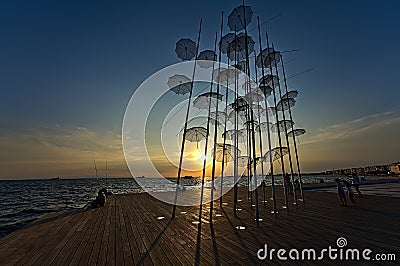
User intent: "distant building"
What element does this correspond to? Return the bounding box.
[389,162,400,175]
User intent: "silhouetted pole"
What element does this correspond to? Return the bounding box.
[172,18,202,218]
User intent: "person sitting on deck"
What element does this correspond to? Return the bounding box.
[91,190,106,208]
[335,178,348,207]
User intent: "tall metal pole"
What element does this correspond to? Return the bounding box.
[265,31,289,211]
[272,43,298,206]
[172,19,202,218]
[280,54,305,202]
[257,17,277,215]
[210,12,225,220]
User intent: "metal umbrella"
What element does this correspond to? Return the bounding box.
[193,92,224,109]
[260,106,277,118]
[227,5,253,32]
[209,111,227,125]
[213,67,240,85]
[256,121,274,132]
[263,147,289,162]
[256,48,281,68]
[228,33,255,61]
[222,128,247,143]
[167,74,191,95]
[281,90,299,100]
[185,126,208,148]
[271,120,295,133]
[287,128,306,138]
[232,60,247,72]
[197,50,217,68]
[212,143,241,163]
[227,108,247,124]
[219,33,236,54]
[175,38,197,61]
[277,98,296,112]
[259,74,279,88]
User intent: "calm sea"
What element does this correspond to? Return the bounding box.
[0,175,381,238]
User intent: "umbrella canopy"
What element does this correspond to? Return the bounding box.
[219,33,236,54]
[209,111,227,124]
[175,38,197,61]
[281,90,299,100]
[167,74,191,95]
[263,147,289,162]
[193,92,224,109]
[197,50,217,68]
[260,106,277,118]
[288,128,306,138]
[259,74,279,88]
[227,108,247,124]
[214,67,241,85]
[232,60,247,72]
[222,129,247,143]
[228,33,255,61]
[271,120,295,133]
[256,48,281,68]
[256,121,273,132]
[227,5,253,32]
[212,143,241,163]
[185,126,208,143]
[229,96,249,112]
[244,89,264,103]
[277,98,296,112]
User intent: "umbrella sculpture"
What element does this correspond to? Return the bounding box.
[276,98,296,112]
[213,67,241,85]
[244,89,265,103]
[185,126,208,149]
[193,92,224,109]
[222,128,247,143]
[227,108,247,124]
[227,5,253,32]
[212,143,241,163]
[232,60,247,72]
[209,111,227,125]
[256,121,274,132]
[263,147,290,162]
[197,49,217,68]
[228,33,255,61]
[287,128,306,138]
[271,120,295,133]
[256,48,281,68]
[219,33,236,54]
[259,74,279,88]
[281,90,299,100]
[175,38,197,61]
[167,74,191,95]
[260,106,277,118]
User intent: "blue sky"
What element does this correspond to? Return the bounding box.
[0,0,399,178]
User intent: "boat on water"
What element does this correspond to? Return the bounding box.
[51,176,60,180]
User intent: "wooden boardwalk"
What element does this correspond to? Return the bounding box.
[0,185,399,265]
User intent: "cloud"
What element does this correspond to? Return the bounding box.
[301,111,400,145]
[0,124,136,178]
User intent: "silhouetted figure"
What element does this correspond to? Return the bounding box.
[343,179,356,205]
[91,190,107,208]
[351,174,363,197]
[319,178,325,183]
[284,173,293,195]
[335,178,347,207]
[294,179,301,190]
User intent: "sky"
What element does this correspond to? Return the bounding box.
[0,0,399,179]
